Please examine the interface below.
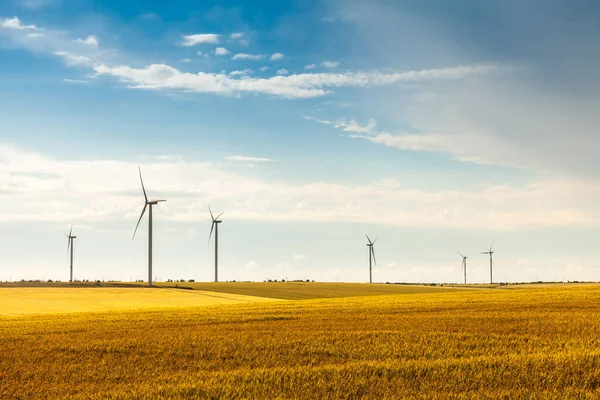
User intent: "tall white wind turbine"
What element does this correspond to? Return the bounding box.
[132,167,166,287]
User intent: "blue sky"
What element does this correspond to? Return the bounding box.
[2,0,600,283]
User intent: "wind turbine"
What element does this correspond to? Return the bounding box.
[132,167,166,287]
[481,242,494,284]
[208,205,224,283]
[65,221,76,283]
[366,235,378,284]
[457,250,467,285]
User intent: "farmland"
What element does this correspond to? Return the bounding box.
[1,284,600,398]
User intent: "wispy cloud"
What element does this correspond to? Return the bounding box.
[304,64,316,70]
[232,53,264,60]
[2,144,600,229]
[230,32,244,39]
[63,78,90,84]
[214,47,230,56]
[226,155,274,163]
[92,63,496,99]
[321,61,339,68]
[270,53,285,61]
[54,51,92,66]
[302,116,332,125]
[0,17,499,101]
[276,68,289,75]
[0,16,40,30]
[75,35,98,47]
[230,69,252,76]
[179,33,219,46]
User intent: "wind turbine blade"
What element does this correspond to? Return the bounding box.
[132,204,148,240]
[490,240,494,252]
[215,212,224,220]
[480,251,489,254]
[372,236,379,244]
[67,236,70,255]
[138,167,148,203]
[208,203,215,221]
[69,219,74,237]
[371,247,377,265]
[208,221,215,248]
[365,234,372,244]
[457,250,464,258]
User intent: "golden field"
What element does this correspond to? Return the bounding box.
[0,287,278,316]
[1,284,600,398]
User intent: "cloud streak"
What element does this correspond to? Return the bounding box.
[179,33,219,46]
[93,63,497,99]
[1,144,600,230]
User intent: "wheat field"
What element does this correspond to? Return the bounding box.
[1,284,600,398]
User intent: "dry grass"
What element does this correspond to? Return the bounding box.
[2,285,600,398]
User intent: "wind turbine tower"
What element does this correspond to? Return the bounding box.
[132,167,166,287]
[457,250,467,284]
[481,242,494,284]
[208,205,224,282]
[65,221,76,282]
[366,235,378,284]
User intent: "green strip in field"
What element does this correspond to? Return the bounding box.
[150,282,474,300]
[0,288,279,316]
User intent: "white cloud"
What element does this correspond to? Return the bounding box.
[321,61,339,68]
[63,78,90,84]
[0,16,40,30]
[75,35,98,47]
[276,68,289,76]
[180,58,192,63]
[26,32,44,38]
[179,33,219,46]
[270,53,285,61]
[302,116,332,125]
[334,119,377,133]
[230,32,244,39]
[226,155,273,163]
[214,47,230,56]
[304,64,316,70]
[196,51,203,56]
[293,254,307,260]
[54,51,92,66]
[259,66,269,72]
[92,63,496,99]
[231,53,264,60]
[229,69,251,76]
[0,17,499,101]
[3,144,600,230]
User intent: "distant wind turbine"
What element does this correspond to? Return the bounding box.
[132,167,166,287]
[208,204,224,283]
[457,250,467,285]
[65,220,76,282]
[481,242,494,284]
[366,235,378,284]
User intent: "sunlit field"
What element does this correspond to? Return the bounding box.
[0,287,278,316]
[2,284,600,398]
